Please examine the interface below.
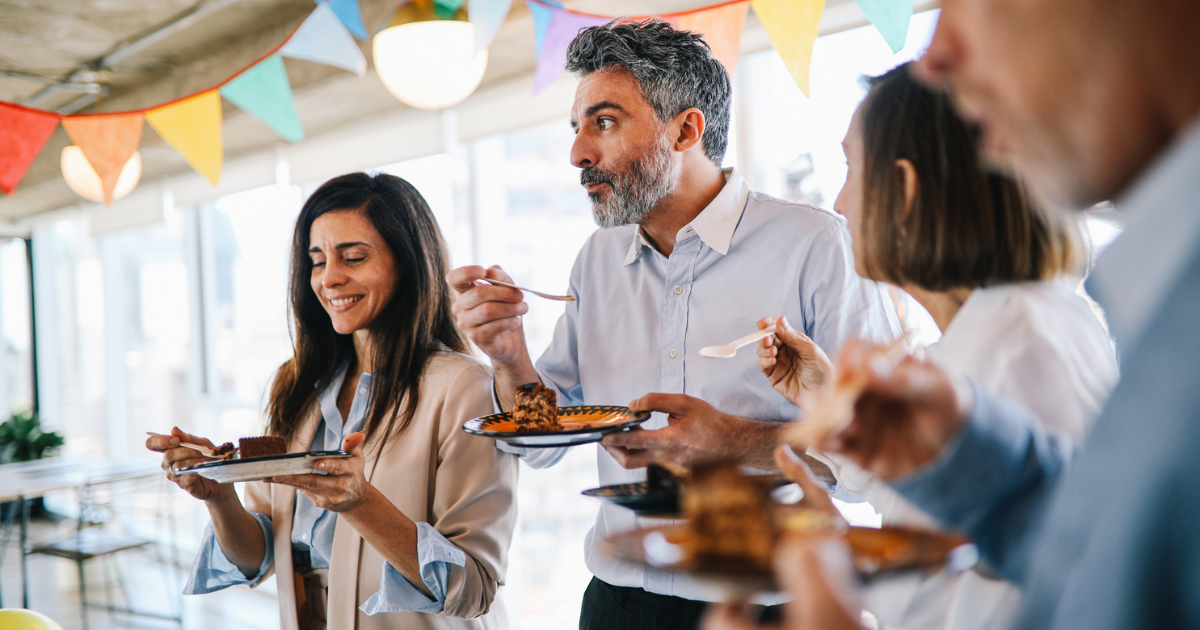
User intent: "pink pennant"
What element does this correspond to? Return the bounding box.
[532,8,609,95]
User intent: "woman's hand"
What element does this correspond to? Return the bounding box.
[145,427,230,502]
[268,431,370,513]
[757,316,835,409]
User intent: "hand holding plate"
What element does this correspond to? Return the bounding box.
[145,427,229,502]
[267,431,369,513]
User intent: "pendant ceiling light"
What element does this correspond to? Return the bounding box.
[373,0,488,110]
[61,146,141,204]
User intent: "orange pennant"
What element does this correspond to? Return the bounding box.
[61,113,144,205]
[677,1,751,75]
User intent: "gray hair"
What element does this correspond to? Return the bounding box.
[565,19,732,165]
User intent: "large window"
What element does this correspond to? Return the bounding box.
[0,239,33,417]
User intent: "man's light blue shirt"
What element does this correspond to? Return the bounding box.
[499,168,899,601]
[183,367,465,615]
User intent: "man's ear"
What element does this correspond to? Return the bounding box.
[895,158,919,220]
[673,107,707,153]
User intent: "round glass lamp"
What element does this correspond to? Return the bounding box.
[61,146,141,204]
[373,20,488,110]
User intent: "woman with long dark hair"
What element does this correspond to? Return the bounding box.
[149,173,517,630]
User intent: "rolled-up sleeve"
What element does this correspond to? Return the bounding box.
[360,522,465,615]
[183,511,274,594]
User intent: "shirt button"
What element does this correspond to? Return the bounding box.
[358,387,367,395]
[669,348,679,358]
[300,533,309,541]
[673,285,683,295]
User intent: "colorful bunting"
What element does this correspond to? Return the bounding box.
[283,2,367,76]
[61,113,144,205]
[675,2,751,74]
[145,90,223,185]
[751,0,825,97]
[319,0,367,40]
[220,54,306,143]
[527,0,556,58]
[855,0,913,54]
[533,9,609,95]
[469,0,513,53]
[0,103,60,195]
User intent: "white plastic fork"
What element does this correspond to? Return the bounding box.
[699,325,778,359]
[146,431,214,457]
[479,278,576,302]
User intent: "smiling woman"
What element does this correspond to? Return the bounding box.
[146,172,519,630]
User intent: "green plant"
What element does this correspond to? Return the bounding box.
[0,410,64,464]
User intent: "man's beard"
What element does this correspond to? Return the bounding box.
[580,133,679,229]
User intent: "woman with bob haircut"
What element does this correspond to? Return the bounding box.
[148,173,517,630]
[749,64,1118,630]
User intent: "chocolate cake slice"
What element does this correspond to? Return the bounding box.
[238,436,287,459]
[680,463,778,571]
[211,442,237,460]
[512,382,559,433]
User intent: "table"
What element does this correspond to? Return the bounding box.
[0,456,163,608]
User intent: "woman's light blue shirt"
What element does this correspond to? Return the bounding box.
[183,366,464,615]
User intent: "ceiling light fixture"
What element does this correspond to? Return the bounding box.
[373,1,488,110]
[61,146,142,204]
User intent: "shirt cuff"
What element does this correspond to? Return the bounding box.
[183,511,274,594]
[359,522,466,615]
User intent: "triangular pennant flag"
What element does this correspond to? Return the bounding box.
[0,102,60,195]
[145,90,223,185]
[220,54,305,143]
[318,0,367,40]
[676,1,751,75]
[532,8,609,95]
[751,0,825,97]
[526,0,556,58]
[61,113,143,205]
[469,0,513,53]
[284,2,367,75]
[855,0,913,54]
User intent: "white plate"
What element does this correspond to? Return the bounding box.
[174,450,351,483]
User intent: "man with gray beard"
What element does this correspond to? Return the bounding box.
[448,20,898,630]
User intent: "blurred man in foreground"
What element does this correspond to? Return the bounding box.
[707,0,1200,628]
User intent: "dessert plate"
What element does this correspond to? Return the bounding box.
[583,473,790,517]
[175,450,352,484]
[603,522,978,596]
[462,406,651,448]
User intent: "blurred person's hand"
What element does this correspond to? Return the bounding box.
[702,536,865,630]
[810,339,973,480]
[146,427,229,502]
[757,316,834,409]
[447,265,532,367]
[267,432,369,513]
[774,444,843,522]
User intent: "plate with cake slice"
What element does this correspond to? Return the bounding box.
[601,462,977,595]
[173,436,352,483]
[463,383,651,447]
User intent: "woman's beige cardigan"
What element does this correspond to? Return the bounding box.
[243,352,518,629]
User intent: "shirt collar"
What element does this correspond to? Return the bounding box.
[1087,117,1200,351]
[623,168,750,265]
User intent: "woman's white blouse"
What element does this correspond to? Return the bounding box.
[856,280,1119,630]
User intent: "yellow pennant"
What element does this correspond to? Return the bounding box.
[145,90,223,185]
[751,0,826,97]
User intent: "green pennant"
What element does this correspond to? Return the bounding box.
[220,54,305,142]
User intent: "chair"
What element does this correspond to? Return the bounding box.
[28,481,181,629]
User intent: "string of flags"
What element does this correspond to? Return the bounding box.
[0,0,367,202]
[0,0,914,203]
